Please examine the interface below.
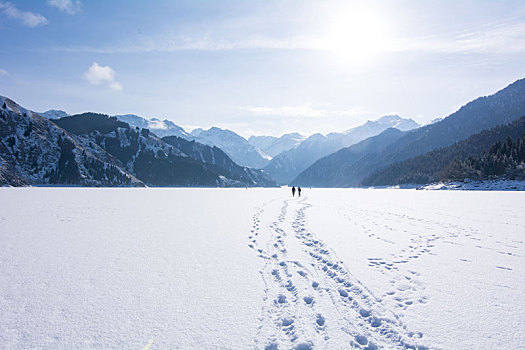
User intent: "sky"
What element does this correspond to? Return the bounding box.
[1,0,525,137]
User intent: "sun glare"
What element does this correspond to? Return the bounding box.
[321,5,392,62]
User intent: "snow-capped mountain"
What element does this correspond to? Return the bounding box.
[248,133,306,158]
[0,96,143,186]
[292,128,407,187]
[40,109,69,119]
[114,114,190,139]
[115,114,270,169]
[190,127,271,169]
[325,115,419,149]
[0,96,276,187]
[162,136,275,186]
[263,115,419,184]
[294,78,525,187]
[54,114,275,187]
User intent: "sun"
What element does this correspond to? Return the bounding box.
[321,5,392,62]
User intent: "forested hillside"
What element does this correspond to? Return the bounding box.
[363,117,525,186]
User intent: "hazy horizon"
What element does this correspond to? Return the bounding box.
[1,0,525,137]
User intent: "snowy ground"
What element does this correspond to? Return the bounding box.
[0,188,524,349]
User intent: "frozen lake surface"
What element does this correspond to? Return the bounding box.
[0,188,524,349]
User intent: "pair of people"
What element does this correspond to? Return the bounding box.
[291,186,301,197]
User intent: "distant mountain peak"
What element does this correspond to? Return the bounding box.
[378,114,402,122]
[189,126,270,168]
[248,133,306,159]
[40,109,69,119]
[114,114,189,139]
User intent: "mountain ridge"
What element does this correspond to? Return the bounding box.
[294,78,525,187]
[264,115,419,184]
[362,116,525,186]
[0,96,276,187]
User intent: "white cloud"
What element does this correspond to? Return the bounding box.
[83,62,122,91]
[0,1,47,27]
[0,68,8,76]
[108,82,122,91]
[394,21,525,55]
[242,105,368,118]
[47,0,82,15]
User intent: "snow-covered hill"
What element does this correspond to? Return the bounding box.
[114,114,191,139]
[40,109,69,119]
[0,96,143,186]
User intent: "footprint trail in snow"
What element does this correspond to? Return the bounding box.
[248,196,428,349]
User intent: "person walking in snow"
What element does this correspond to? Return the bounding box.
[298,187,301,197]
[292,186,296,197]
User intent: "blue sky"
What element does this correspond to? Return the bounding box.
[1,0,525,137]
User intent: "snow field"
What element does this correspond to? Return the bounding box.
[305,189,525,349]
[0,188,269,349]
[0,187,524,349]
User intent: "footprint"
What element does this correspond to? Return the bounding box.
[355,334,368,346]
[359,308,371,318]
[303,296,314,305]
[338,289,349,297]
[281,318,294,327]
[316,314,325,327]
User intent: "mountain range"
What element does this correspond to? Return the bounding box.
[362,116,525,186]
[37,107,420,186]
[114,116,270,169]
[264,115,419,184]
[189,127,270,169]
[113,113,418,181]
[0,97,276,187]
[294,78,525,187]
[5,77,525,188]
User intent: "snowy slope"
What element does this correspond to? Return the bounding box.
[249,133,306,158]
[55,113,276,187]
[1,188,523,349]
[327,115,419,149]
[40,109,69,119]
[191,127,271,169]
[0,96,144,186]
[114,115,271,169]
[114,114,191,139]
